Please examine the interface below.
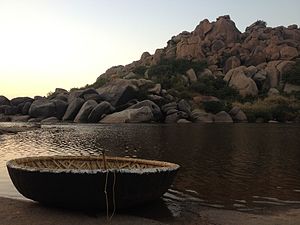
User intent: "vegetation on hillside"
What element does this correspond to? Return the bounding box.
[233,95,300,122]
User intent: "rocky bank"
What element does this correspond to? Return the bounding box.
[1,16,300,124]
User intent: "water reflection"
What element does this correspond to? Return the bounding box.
[1,123,300,215]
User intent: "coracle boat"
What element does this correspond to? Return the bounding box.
[7,155,179,209]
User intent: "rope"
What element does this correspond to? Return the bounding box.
[104,169,109,220]
[109,170,116,220]
[103,168,117,221]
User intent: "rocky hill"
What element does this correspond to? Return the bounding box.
[1,15,300,124]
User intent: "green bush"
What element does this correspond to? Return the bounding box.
[133,66,148,76]
[282,61,300,85]
[234,95,300,122]
[147,58,207,89]
[86,76,109,89]
[191,76,240,100]
[203,101,226,114]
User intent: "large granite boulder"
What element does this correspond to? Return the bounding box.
[161,102,177,114]
[191,109,214,123]
[100,106,153,123]
[0,114,10,122]
[214,111,233,123]
[10,97,33,106]
[186,68,197,83]
[165,111,188,123]
[21,102,32,115]
[224,56,241,73]
[177,99,191,115]
[41,117,60,123]
[62,98,85,121]
[229,106,247,122]
[10,115,31,122]
[74,100,97,123]
[280,46,299,60]
[97,79,139,107]
[224,66,258,97]
[29,100,56,118]
[0,105,10,114]
[0,96,10,106]
[284,83,300,94]
[128,100,162,121]
[88,101,115,123]
[51,99,68,120]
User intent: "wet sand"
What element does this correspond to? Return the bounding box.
[1,197,300,225]
[0,125,40,135]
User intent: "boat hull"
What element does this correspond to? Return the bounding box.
[7,156,179,209]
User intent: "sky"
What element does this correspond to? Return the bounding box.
[0,0,299,99]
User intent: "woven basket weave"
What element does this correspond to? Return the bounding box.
[7,156,179,209]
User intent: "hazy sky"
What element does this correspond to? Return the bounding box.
[0,0,299,99]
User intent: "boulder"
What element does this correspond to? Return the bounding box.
[244,66,258,78]
[124,72,138,79]
[74,100,97,123]
[48,88,68,99]
[10,97,33,106]
[224,56,241,73]
[97,79,139,106]
[0,105,10,114]
[229,106,247,122]
[0,96,10,106]
[21,102,32,115]
[148,84,162,95]
[177,99,191,115]
[4,106,18,115]
[186,68,197,83]
[177,119,192,124]
[100,106,153,123]
[264,61,281,88]
[199,68,214,77]
[55,93,69,102]
[88,101,115,123]
[214,111,233,123]
[224,66,258,97]
[0,114,10,122]
[10,115,31,122]
[191,109,214,123]
[276,61,296,75]
[51,99,68,120]
[68,90,84,103]
[62,98,85,121]
[83,93,103,103]
[211,40,225,52]
[165,111,188,123]
[280,46,299,60]
[284,83,300,94]
[29,100,56,118]
[161,102,177,114]
[268,88,280,96]
[28,118,43,123]
[41,117,60,123]
[128,100,162,121]
[200,15,241,43]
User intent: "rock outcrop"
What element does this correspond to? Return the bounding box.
[1,16,300,124]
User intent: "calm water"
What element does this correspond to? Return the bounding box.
[1,123,300,219]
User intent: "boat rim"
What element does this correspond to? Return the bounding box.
[6,155,180,174]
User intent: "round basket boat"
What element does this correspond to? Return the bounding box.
[7,156,179,209]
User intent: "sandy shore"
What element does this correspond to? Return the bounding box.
[1,197,300,225]
[0,197,167,225]
[0,124,40,135]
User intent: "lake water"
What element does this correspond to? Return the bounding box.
[1,123,300,220]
